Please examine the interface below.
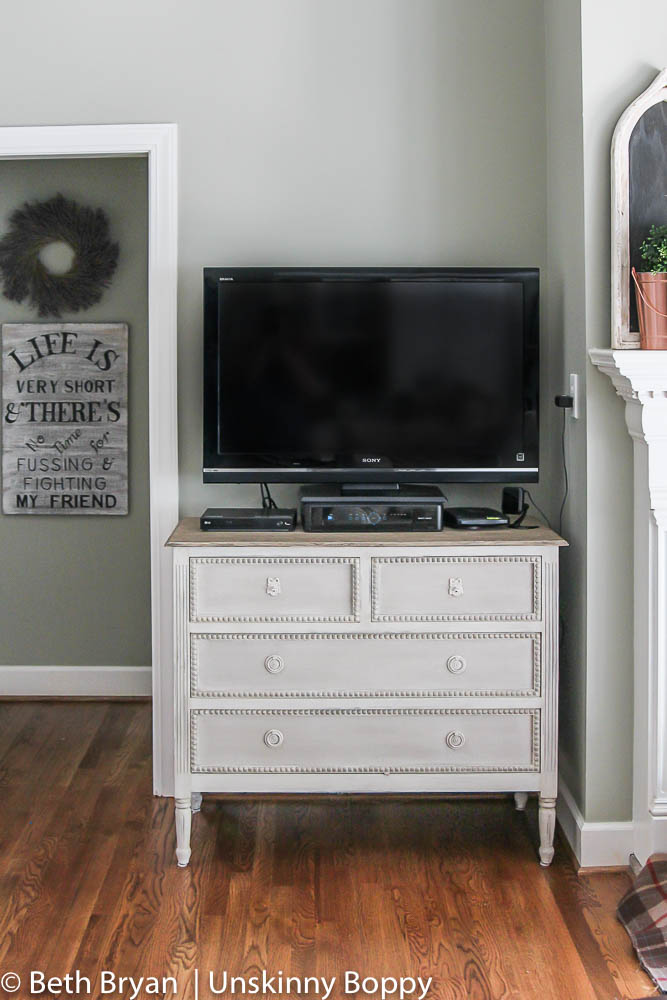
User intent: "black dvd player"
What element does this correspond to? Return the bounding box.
[300,486,443,532]
[200,507,296,531]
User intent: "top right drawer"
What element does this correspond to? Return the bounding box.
[371,555,542,622]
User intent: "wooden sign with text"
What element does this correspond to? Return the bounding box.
[2,323,128,515]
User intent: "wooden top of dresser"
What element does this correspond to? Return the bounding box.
[166,517,567,547]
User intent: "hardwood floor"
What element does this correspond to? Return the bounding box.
[0,703,657,1000]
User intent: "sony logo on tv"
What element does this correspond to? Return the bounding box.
[361,457,383,463]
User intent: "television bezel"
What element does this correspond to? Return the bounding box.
[203,266,539,485]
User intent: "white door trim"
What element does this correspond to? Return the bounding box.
[0,123,179,795]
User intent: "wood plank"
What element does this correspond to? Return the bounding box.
[0,703,38,759]
[167,517,567,548]
[547,855,659,998]
[5,705,150,976]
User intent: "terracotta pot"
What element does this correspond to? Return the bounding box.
[632,268,667,350]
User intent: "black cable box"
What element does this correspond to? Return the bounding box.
[300,485,443,532]
[200,507,297,531]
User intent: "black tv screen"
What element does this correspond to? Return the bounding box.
[203,268,538,484]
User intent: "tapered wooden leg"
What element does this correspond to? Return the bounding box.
[191,792,202,814]
[514,792,528,811]
[175,797,192,867]
[538,796,556,866]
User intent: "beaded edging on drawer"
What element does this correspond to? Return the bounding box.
[371,555,542,622]
[189,555,361,623]
[189,707,541,774]
[189,631,542,699]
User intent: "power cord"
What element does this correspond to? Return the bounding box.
[260,483,278,510]
[502,487,537,529]
[558,407,569,535]
[524,490,553,531]
[554,392,573,535]
[509,505,535,529]
[553,393,572,658]
[515,409,568,534]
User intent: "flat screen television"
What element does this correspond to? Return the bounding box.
[203,267,539,484]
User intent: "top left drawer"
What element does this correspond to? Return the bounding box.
[189,556,361,623]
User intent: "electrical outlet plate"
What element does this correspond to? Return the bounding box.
[569,373,579,419]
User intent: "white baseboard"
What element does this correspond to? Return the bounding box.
[0,665,151,698]
[558,777,634,868]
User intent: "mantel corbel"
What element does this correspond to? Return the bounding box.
[590,349,667,515]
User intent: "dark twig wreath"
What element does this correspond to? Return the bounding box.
[0,194,119,317]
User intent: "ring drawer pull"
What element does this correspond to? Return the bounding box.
[264,654,285,674]
[445,730,465,750]
[446,655,467,675]
[266,576,281,597]
[448,577,464,597]
[264,729,284,748]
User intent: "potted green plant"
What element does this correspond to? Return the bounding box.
[633,224,667,350]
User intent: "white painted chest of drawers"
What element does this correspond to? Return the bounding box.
[167,519,566,867]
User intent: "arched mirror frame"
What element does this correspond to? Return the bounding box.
[611,68,667,349]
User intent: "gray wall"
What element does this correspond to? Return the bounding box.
[174,0,548,516]
[544,0,588,812]
[0,0,548,673]
[0,0,546,519]
[0,157,150,666]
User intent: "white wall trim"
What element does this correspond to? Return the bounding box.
[558,777,634,868]
[0,123,179,794]
[590,350,667,865]
[0,665,151,698]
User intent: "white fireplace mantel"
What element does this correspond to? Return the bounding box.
[590,348,667,864]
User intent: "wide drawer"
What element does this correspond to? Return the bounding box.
[371,556,541,621]
[189,556,360,623]
[190,632,541,698]
[190,707,540,773]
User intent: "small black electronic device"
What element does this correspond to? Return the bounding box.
[300,485,444,532]
[501,486,537,528]
[502,486,525,515]
[200,507,296,531]
[442,507,510,530]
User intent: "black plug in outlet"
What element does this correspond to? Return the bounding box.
[555,394,574,408]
